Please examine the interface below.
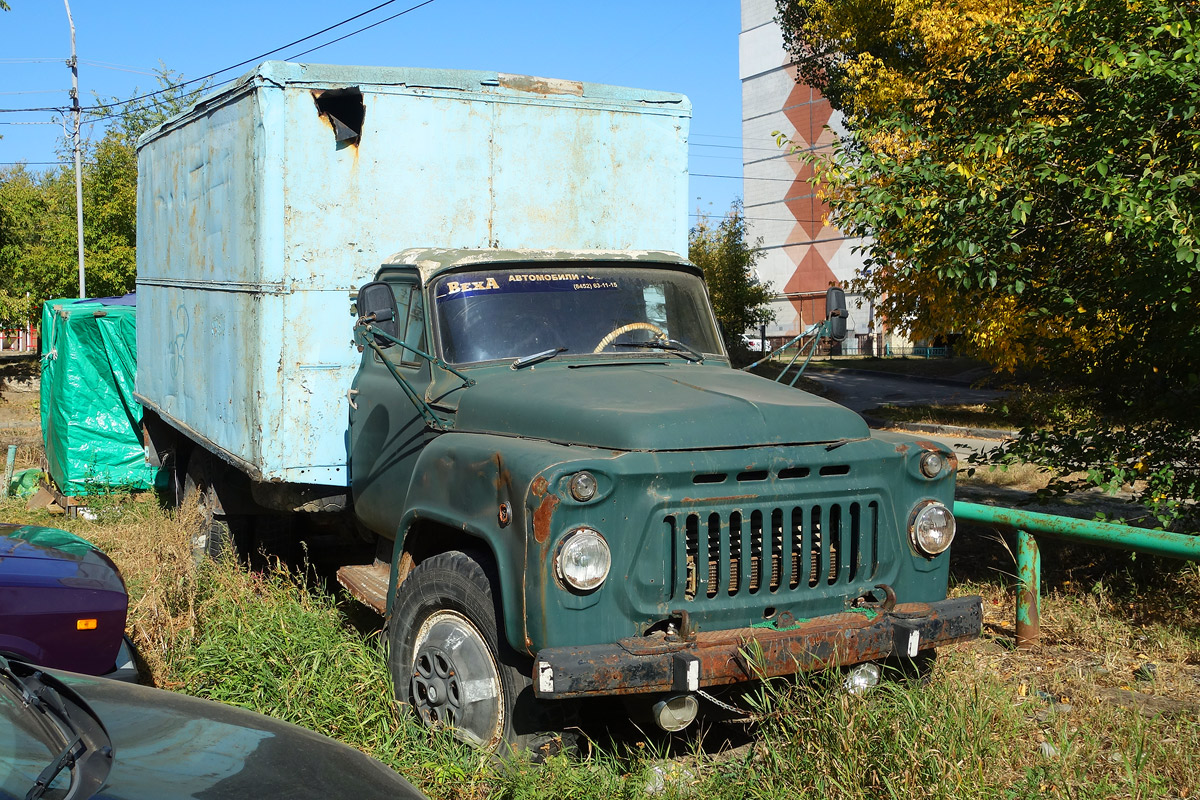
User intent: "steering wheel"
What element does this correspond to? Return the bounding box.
[593,322,668,353]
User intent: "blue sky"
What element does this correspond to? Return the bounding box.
[0,0,745,222]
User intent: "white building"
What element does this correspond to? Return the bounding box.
[739,0,883,353]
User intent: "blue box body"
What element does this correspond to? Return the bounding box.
[134,62,691,486]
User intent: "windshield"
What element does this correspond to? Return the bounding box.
[433,264,724,365]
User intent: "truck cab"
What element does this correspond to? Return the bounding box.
[346,248,981,752]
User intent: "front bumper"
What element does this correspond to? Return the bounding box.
[533,595,982,699]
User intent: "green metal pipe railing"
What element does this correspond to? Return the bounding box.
[954,501,1200,648]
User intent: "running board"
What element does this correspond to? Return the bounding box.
[336,562,390,615]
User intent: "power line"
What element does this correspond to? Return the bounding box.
[692,173,797,182]
[0,0,437,115]
[691,141,788,154]
[85,0,435,114]
[80,60,159,77]
[287,0,436,60]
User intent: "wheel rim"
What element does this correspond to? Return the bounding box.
[410,610,504,748]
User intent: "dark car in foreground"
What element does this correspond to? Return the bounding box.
[1,656,427,799]
[0,523,136,680]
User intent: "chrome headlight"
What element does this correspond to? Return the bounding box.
[556,528,611,591]
[909,501,956,556]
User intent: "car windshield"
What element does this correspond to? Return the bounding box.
[433,264,724,365]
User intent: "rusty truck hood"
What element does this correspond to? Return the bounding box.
[449,362,869,450]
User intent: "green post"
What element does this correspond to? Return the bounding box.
[1016,531,1040,648]
[3,445,15,498]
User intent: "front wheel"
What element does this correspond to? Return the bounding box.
[387,551,571,755]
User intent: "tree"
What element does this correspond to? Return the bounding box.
[776,0,1200,526]
[0,67,209,326]
[689,201,776,357]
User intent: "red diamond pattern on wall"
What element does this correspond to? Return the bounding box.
[778,81,840,323]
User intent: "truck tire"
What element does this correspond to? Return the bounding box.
[387,551,570,757]
[182,451,242,564]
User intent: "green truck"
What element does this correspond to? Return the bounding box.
[135,64,980,753]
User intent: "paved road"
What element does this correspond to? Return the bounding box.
[798,368,1011,458]
[802,369,1008,414]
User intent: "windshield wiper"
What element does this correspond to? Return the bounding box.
[614,339,704,362]
[0,657,112,800]
[27,734,83,800]
[511,347,566,370]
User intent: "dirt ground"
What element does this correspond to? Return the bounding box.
[0,356,42,473]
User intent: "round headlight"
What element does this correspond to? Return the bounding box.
[909,501,956,556]
[569,471,598,502]
[919,451,947,478]
[556,528,611,591]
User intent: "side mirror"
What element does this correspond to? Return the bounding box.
[357,281,398,348]
[825,287,848,342]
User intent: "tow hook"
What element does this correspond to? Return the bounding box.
[665,609,695,642]
[853,583,897,612]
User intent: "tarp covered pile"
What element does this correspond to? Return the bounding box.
[40,295,160,495]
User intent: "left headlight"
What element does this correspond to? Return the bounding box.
[556,527,611,592]
[909,501,956,556]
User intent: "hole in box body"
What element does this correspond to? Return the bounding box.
[313,87,365,145]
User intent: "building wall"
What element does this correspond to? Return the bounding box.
[739,0,878,349]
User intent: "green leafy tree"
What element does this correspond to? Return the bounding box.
[777,0,1200,527]
[689,201,776,357]
[0,67,208,327]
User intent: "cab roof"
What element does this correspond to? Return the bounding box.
[380,248,693,283]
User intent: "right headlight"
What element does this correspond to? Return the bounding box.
[555,527,611,591]
[909,501,956,556]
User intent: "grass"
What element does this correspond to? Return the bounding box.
[1,489,1197,799]
[3,377,1198,799]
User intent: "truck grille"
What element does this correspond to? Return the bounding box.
[667,501,880,601]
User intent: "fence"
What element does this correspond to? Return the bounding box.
[757,339,954,360]
[954,502,1200,648]
[1,324,38,354]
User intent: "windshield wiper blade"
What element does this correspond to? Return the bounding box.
[26,734,82,800]
[511,347,567,370]
[614,339,704,362]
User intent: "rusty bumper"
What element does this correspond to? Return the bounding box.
[532,596,982,699]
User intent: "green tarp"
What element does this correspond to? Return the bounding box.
[40,296,161,496]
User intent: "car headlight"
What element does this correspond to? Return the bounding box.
[909,501,956,556]
[556,528,611,591]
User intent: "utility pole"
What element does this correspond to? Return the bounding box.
[64,0,85,298]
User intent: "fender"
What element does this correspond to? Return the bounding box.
[387,431,586,656]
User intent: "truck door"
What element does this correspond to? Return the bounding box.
[348,274,434,538]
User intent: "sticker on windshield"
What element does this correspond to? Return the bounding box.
[443,277,501,296]
[436,272,619,302]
